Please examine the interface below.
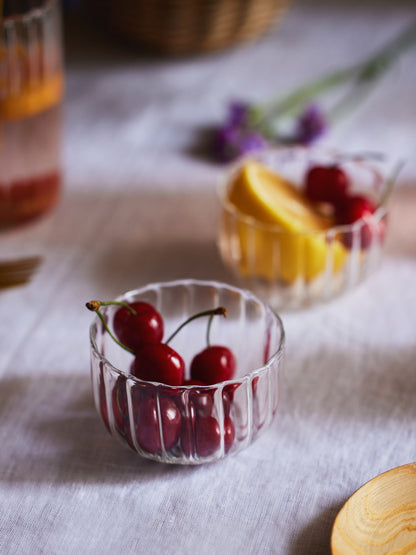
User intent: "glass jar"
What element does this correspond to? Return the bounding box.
[0,0,63,229]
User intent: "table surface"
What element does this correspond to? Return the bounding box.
[1,1,416,554]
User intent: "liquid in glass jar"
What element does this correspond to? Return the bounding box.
[0,0,63,229]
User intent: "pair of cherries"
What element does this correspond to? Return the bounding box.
[305,164,383,248]
[111,301,236,387]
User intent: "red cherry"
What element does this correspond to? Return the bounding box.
[191,386,235,419]
[113,301,164,353]
[305,166,329,201]
[180,411,235,457]
[111,377,137,449]
[195,416,221,457]
[195,415,235,457]
[224,416,235,453]
[223,383,240,403]
[132,343,185,386]
[98,364,110,432]
[337,194,376,223]
[134,394,181,454]
[191,388,215,418]
[222,390,232,416]
[336,195,378,249]
[305,164,349,206]
[183,379,206,386]
[180,407,196,457]
[112,376,129,431]
[190,346,236,385]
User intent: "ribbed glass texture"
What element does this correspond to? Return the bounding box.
[89,280,285,464]
[0,0,63,227]
[218,147,390,310]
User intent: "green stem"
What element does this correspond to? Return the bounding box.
[328,81,375,122]
[165,307,226,345]
[329,24,416,122]
[206,314,215,349]
[86,300,136,316]
[96,309,135,355]
[260,21,416,123]
[86,300,136,354]
[264,68,355,119]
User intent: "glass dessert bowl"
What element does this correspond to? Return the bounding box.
[218,147,392,310]
[89,279,285,465]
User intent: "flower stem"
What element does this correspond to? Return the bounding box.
[262,21,416,123]
[329,23,416,122]
[328,83,372,122]
[265,68,355,119]
[165,307,227,345]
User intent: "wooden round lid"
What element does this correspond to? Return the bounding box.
[331,463,416,554]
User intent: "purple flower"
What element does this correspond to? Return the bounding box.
[213,124,268,163]
[212,125,239,162]
[238,131,268,156]
[227,101,252,127]
[210,100,267,162]
[295,104,328,145]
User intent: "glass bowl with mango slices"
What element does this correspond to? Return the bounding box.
[218,147,393,310]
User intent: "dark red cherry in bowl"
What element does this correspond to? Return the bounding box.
[194,415,235,457]
[336,194,379,249]
[305,164,349,206]
[113,301,164,352]
[183,379,206,386]
[132,343,185,386]
[112,376,129,432]
[190,346,236,385]
[99,372,110,432]
[111,377,136,449]
[190,388,215,418]
[224,416,235,453]
[195,416,221,457]
[134,394,181,454]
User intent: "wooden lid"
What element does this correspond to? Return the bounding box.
[331,463,416,554]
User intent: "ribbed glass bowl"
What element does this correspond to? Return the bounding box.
[218,147,390,310]
[89,279,285,464]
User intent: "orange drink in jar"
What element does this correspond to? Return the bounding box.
[0,0,63,229]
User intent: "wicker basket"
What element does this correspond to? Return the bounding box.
[92,0,290,55]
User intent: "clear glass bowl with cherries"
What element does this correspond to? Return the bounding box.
[88,279,285,464]
[218,147,395,310]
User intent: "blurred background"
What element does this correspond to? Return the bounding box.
[57,0,416,189]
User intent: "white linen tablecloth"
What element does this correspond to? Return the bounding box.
[1,1,416,553]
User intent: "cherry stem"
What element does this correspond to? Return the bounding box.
[165,307,227,346]
[97,310,135,355]
[85,300,136,316]
[206,313,215,349]
[86,301,135,355]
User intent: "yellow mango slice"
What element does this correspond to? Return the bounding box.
[226,161,346,283]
